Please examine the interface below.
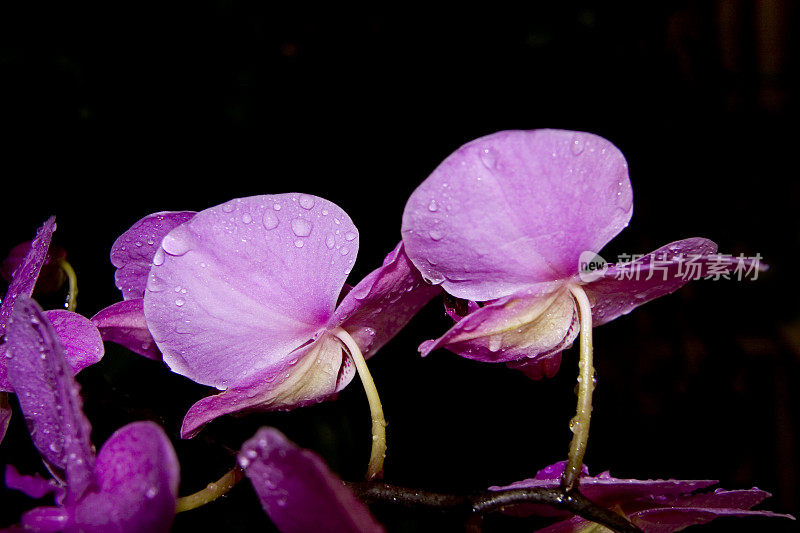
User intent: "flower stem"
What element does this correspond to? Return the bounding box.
[176,467,244,513]
[562,284,595,492]
[57,259,78,312]
[332,327,387,481]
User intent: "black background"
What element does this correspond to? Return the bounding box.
[1,2,798,531]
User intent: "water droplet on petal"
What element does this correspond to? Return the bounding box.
[339,246,349,256]
[291,218,313,237]
[241,213,252,224]
[262,212,279,230]
[273,203,281,211]
[480,147,498,169]
[294,240,304,248]
[325,235,335,249]
[570,137,585,156]
[298,194,315,209]
[162,230,192,256]
[153,248,165,266]
[428,199,439,212]
[175,298,185,307]
[344,231,356,241]
[428,229,444,241]
[222,201,235,213]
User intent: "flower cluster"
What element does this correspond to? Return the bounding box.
[0,129,789,532]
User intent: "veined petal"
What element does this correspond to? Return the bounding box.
[144,194,358,390]
[5,296,95,505]
[72,421,179,533]
[0,217,56,356]
[420,284,577,364]
[91,299,161,360]
[332,242,441,359]
[402,130,631,301]
[180,333,349,438]
[584,238,765,326]
[238,427,384,533]
[43,310,104,374]
[111,211,196,300]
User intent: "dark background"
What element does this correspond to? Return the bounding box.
[1,2,797,531]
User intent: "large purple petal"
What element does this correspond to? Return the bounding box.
[419,284,577,364]
[584,238,766,326]
[91,299,161,360]
[0,217,56,358]
[4,295,96,504]
[43,310,104,374]
[111,211,196,300]
[180,334,349,438]
[238,427,384,533]
[332,242,441,359]
[144,194,358,390]
[402,130,631,301]
[71,421,179,533]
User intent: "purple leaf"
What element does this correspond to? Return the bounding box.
[91,299,161,360]
[5,295,96,503]
[238,427,384,533]
[111,211,196,300]
[490,462,793,531]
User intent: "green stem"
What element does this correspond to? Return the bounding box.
[176,467,244,513]
[562,284,595,492]
[332,327,387,481]
[58,259,78,312]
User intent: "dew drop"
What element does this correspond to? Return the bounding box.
[222,201,235,213]
[325,235,335,249]
[428,229,444,241]
[291,218,313,237]
[428,199,439,212]
[273,203,281,211]
[570,137,585,156]
[262,212,279,230]
[152,249,165,266]
[480,147,498,169]
[298,194,315,210]
[344,231,356,241]
[339,246,349,256]
[175,298,185,307]
[241,213,252,224]
[162,230,192,256]
[294,240,304,248]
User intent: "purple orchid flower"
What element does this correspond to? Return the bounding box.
[238,427,384,533]
[93,194,439,478]
[3,295,180,533]
[400,129,764,489]
[490,461,792,532]
[0,218,104,444]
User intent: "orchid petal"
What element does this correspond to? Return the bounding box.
[238,427,384,533]
[19,506,70,532]
[419,285,577,363]
[5,465,65,501]
[71,421,179,533]
[402,130,631,301]
[181,334,347,438]
[111,211,196,300]
[0,217,56,348]
[332,242,441,359]
[5,296,95,503]
[91,299,160,360]
[631,504,793,532]
[506,353,562,380]
[584,238,763,326]
[144,194,358,390]
[43,310,104,374]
